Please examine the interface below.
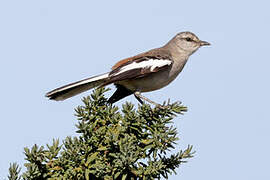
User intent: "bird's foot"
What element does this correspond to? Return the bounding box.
[134,91,168,109]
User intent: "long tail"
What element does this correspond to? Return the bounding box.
[45,72,110,101]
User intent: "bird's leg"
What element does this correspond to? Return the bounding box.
[134,91,162,107]
[134,93,144,105]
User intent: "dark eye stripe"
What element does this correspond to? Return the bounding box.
[186,37,192,42]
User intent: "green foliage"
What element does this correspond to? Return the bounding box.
[8,163,21,180]
[8,88,194,180]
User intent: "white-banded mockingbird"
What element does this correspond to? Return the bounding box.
[46,32,210,106]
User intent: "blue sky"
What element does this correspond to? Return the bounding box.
[1,0,269,179]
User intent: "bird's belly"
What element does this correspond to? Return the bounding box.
[118,70,173,92]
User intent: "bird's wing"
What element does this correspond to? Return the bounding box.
[107,48,173,83]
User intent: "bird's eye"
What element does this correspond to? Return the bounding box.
[185,37,192,42]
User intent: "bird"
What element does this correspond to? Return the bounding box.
[45,31,210,106]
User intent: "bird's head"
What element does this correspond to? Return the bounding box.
[171,31,210,55]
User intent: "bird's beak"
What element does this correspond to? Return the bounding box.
[199,40,211,46]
